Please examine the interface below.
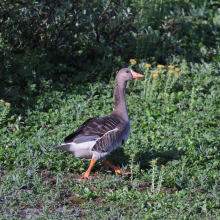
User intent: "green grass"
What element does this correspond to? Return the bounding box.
[1,60,220,219]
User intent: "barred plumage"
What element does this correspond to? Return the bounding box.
[91,115,128,153]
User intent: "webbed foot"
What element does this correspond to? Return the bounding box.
[80,172,90,180]
[103,160,123,175]
[124,167,131,175]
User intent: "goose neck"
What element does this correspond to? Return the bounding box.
[113,80,128,119]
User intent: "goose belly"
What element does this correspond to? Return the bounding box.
[57,141,96,159]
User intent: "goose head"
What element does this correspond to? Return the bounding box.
[116,68,144,82]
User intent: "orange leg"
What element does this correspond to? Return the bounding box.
[81,158,96,180]
[103,160,122,175]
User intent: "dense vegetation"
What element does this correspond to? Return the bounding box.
[0,0,220,219]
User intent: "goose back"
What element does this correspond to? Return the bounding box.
[64,114,130,154]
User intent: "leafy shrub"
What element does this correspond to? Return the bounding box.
[130,0,220,64]
[0,0,147,110]
[0,100,10,127]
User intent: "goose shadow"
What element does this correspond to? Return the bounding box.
[107,145,186,170]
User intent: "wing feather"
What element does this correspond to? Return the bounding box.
[64,115,122,149]
[64,117,99,143]
[91,127,120,153]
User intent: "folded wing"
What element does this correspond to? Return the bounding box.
[63,115,123,153]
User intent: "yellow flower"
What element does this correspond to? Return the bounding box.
[9,4,14,9]
[151,70,159,74]
[0,19,2,22]
[168,70,174,74]
[0,99,4,103]
[168,65,175,69]
[198,85,202,87]
[192,176,195,179]
[153,74,158,77]
[175,68,180,72]
[5,102,10,106]
[174,74,178,77]
[183,72,187,75]
[131,154,135,157]
[183,163,186,165]
[136,165,139,168]
[183,59,186,62]
[130,59,137,65]
[165,94,169,97]
[162,165,166,168]
[157,65,165,69]
[145,64,151,68]
[151,160,157,164]
[7,47,9,49]
[161,74,165,76]
[16,3,19,7]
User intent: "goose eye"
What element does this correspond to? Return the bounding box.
[126,71,129,73]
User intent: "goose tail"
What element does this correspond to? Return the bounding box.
[53,143,72,151]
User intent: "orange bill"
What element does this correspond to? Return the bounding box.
[132,70,144,78]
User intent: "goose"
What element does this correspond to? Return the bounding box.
[54,68,144,179]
